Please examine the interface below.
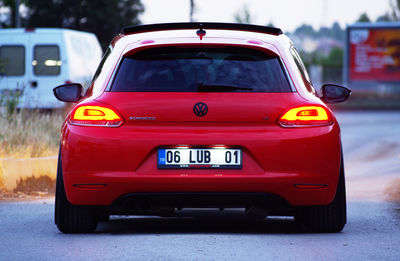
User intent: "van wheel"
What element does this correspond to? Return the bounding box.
[55,152,98,233]
[295,159,347,233]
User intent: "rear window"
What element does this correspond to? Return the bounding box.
[110,47,291,92]
[0,45,25,76]
[33,45,61,76]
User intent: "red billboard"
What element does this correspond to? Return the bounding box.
[349,28,400,82]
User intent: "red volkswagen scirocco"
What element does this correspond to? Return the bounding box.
[53,22,351,233]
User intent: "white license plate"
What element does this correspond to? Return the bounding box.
[158,148,242,169]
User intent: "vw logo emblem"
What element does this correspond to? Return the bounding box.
[193,102,208,117]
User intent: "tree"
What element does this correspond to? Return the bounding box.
[25,0,144,49]
[318,26,331,37]
[0,0,27,27]
[357,13,371,22]
[234,5,252,24]
[377,0,400,22]
[292,22,344,42]
[266,22,274,27]
[376,14,392,22]
[321,47,343,68]
[294,24,316,37]
[330,22,344,42]
[320,47,343,83]
[389,0,400,21]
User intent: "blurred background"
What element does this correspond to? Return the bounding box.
[0,0,399,199]
[1,0,399,105]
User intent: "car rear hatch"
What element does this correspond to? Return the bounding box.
[89,45,308,170]
[101,45,300,124]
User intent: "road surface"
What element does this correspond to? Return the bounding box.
[0,110,399,261]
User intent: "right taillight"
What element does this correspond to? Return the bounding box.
[278,105,333,127]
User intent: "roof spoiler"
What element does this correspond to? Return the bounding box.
[121,22,283,36]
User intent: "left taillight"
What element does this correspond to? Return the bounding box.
[278,105,333,127]
[69,105,124,127]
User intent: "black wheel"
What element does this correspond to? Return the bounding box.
[295,156,347,233]
[55,152,98,233]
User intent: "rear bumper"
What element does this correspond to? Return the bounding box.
[61,122,342,207]
[65,173,337,207]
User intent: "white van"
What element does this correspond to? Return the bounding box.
[0,28,103,108]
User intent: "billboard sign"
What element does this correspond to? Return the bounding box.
[348,26,400,82]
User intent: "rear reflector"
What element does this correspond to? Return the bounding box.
[73,184,107,189]
[70,105,123,127]
[295,184,328,189]
[278,105,332,127]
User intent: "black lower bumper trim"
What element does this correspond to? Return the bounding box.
[106,192,293,215]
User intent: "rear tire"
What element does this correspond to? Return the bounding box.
[295,158,347,233]
[55,152,98,233]
[98,213,110,222]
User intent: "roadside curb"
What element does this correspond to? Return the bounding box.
[0,156,57,191]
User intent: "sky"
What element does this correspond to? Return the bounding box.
[140,0,393,32]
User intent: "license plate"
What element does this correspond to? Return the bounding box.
[157,148,242,169]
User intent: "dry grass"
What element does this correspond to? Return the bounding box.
[14,175,55,195]
[385,178,400,203]
[0,110,63,158]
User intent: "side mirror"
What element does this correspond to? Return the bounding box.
[320,84,351,104]
[53,83,83,102]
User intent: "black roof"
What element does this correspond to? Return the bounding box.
[121,22,283,36]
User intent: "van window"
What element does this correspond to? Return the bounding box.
[33,45,61,76]
[0,45,25,76]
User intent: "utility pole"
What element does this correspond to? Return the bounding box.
[15,0,21,27]
[190,0,195,22]
[321,0,328,28]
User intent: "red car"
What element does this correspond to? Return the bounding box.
[53,23,351,233]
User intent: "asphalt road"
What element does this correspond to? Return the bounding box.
[1,110,400,261]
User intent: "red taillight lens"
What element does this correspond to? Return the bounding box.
[278,105,332,127]
[69,105,123,127]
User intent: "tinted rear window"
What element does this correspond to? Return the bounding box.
[110,47,291,93]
